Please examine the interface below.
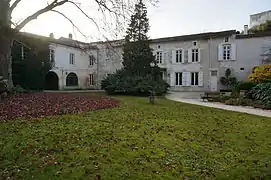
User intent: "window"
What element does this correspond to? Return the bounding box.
[223,45,231,60]
[89,55,94,66]
[156,51,163,64]
[224,37,229,43]
[175,72,183,86]
[69,53,75,64]
[89,74,94,85]
[211,70,218,76]
[176,50,183,63]
[240,68,244,71]
[160,72,164,79]
[193,41,197,46]
[191,72,199,86]
[66,73,78,86]
[192,49,199,62]
[158,45,161,49]
[50,49,55,63]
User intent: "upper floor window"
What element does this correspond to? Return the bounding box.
[50,49,55,62]
[193,41,197,46]
[224,37,229,43]
[89,55,95,66]
[191,72,199,86]
[223,44,231,60]
[192,49,199,62]
[69,53,75,65]
[156,51,163,64]
[176,50,183,63]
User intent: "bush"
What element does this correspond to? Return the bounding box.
[248,64,271,83]
[12,85,27,94]
[212,95,231,103]
[247,83,271,102]
[237,81,257,91]
[224,98,253,106]
[0,79,8,94]
[101,70,169,96]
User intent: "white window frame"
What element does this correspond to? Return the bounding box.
[191,72,199,86]
[175,72,183,86]
[176,50,183,63]
[223,44,231,61]
[89,55,95,66]
[156,51,163,64]
[89,74,94,85]
[69,53,75,65]
[191,49,199,62]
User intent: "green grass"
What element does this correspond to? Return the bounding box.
[1,95,271,179]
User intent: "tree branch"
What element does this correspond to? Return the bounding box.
[50,10,86,39]
[10,0,22,13]
[15,0,69,31]
[67,1,100,32]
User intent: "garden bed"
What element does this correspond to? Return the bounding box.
[0,92,119,121]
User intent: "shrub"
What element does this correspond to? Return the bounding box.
[247,83,271,102]
[0,78,8,94]
[248,64,271,83]
[220,68,238,90]
[237,81,257,91]
[12,85,27,94]
[101,70,169,96]
[212,95,231,103]
[224,98,253,106]
[225,98,240,106]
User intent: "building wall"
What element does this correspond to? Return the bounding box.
[48,33,271,91]
[49,44,98,90]
[250,10,271,27]
[235,36,271,81]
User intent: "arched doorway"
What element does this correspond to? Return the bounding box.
[45,71,59,90]
[66,72,78,86]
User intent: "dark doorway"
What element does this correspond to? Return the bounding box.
[66,72,78,86]
[45,71,59,90]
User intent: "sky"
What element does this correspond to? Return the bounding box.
[12,0,271,42]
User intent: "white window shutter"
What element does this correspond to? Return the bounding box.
[188,49,192,63]
[198,48,201,62]
[186,72,191,86]
[199,72,204,86]
[218,44,223,61]
[231,44,236,60]
[181,49,185,63]
[172,50,176,63]
[170,72,175,86]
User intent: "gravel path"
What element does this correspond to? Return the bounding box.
[166,92,271,118]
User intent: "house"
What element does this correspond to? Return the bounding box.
[250,10,271,28]
[45,28,271,91]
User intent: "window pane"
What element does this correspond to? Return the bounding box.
[191,73,194,85]
[195,72,199,85]
[175,73,179,85]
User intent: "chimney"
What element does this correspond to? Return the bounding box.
[244,25,248,35]
[49,33,54,38]
[68,33,73,39]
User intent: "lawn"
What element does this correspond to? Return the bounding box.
[1,94,271,179]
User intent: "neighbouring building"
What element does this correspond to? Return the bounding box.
[40,28,271,92]
[250,10,271,28]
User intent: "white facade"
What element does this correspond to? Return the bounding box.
[250,10,271,28]
[47,30,271,92]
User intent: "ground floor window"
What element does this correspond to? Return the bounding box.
[175,72,183,86]
[191,72,199,86]
[89,74,94,85]
[66,73,78,86]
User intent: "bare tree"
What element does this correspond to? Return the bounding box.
[0,0,158,90]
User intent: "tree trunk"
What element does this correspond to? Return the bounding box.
[0,0,13,90]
